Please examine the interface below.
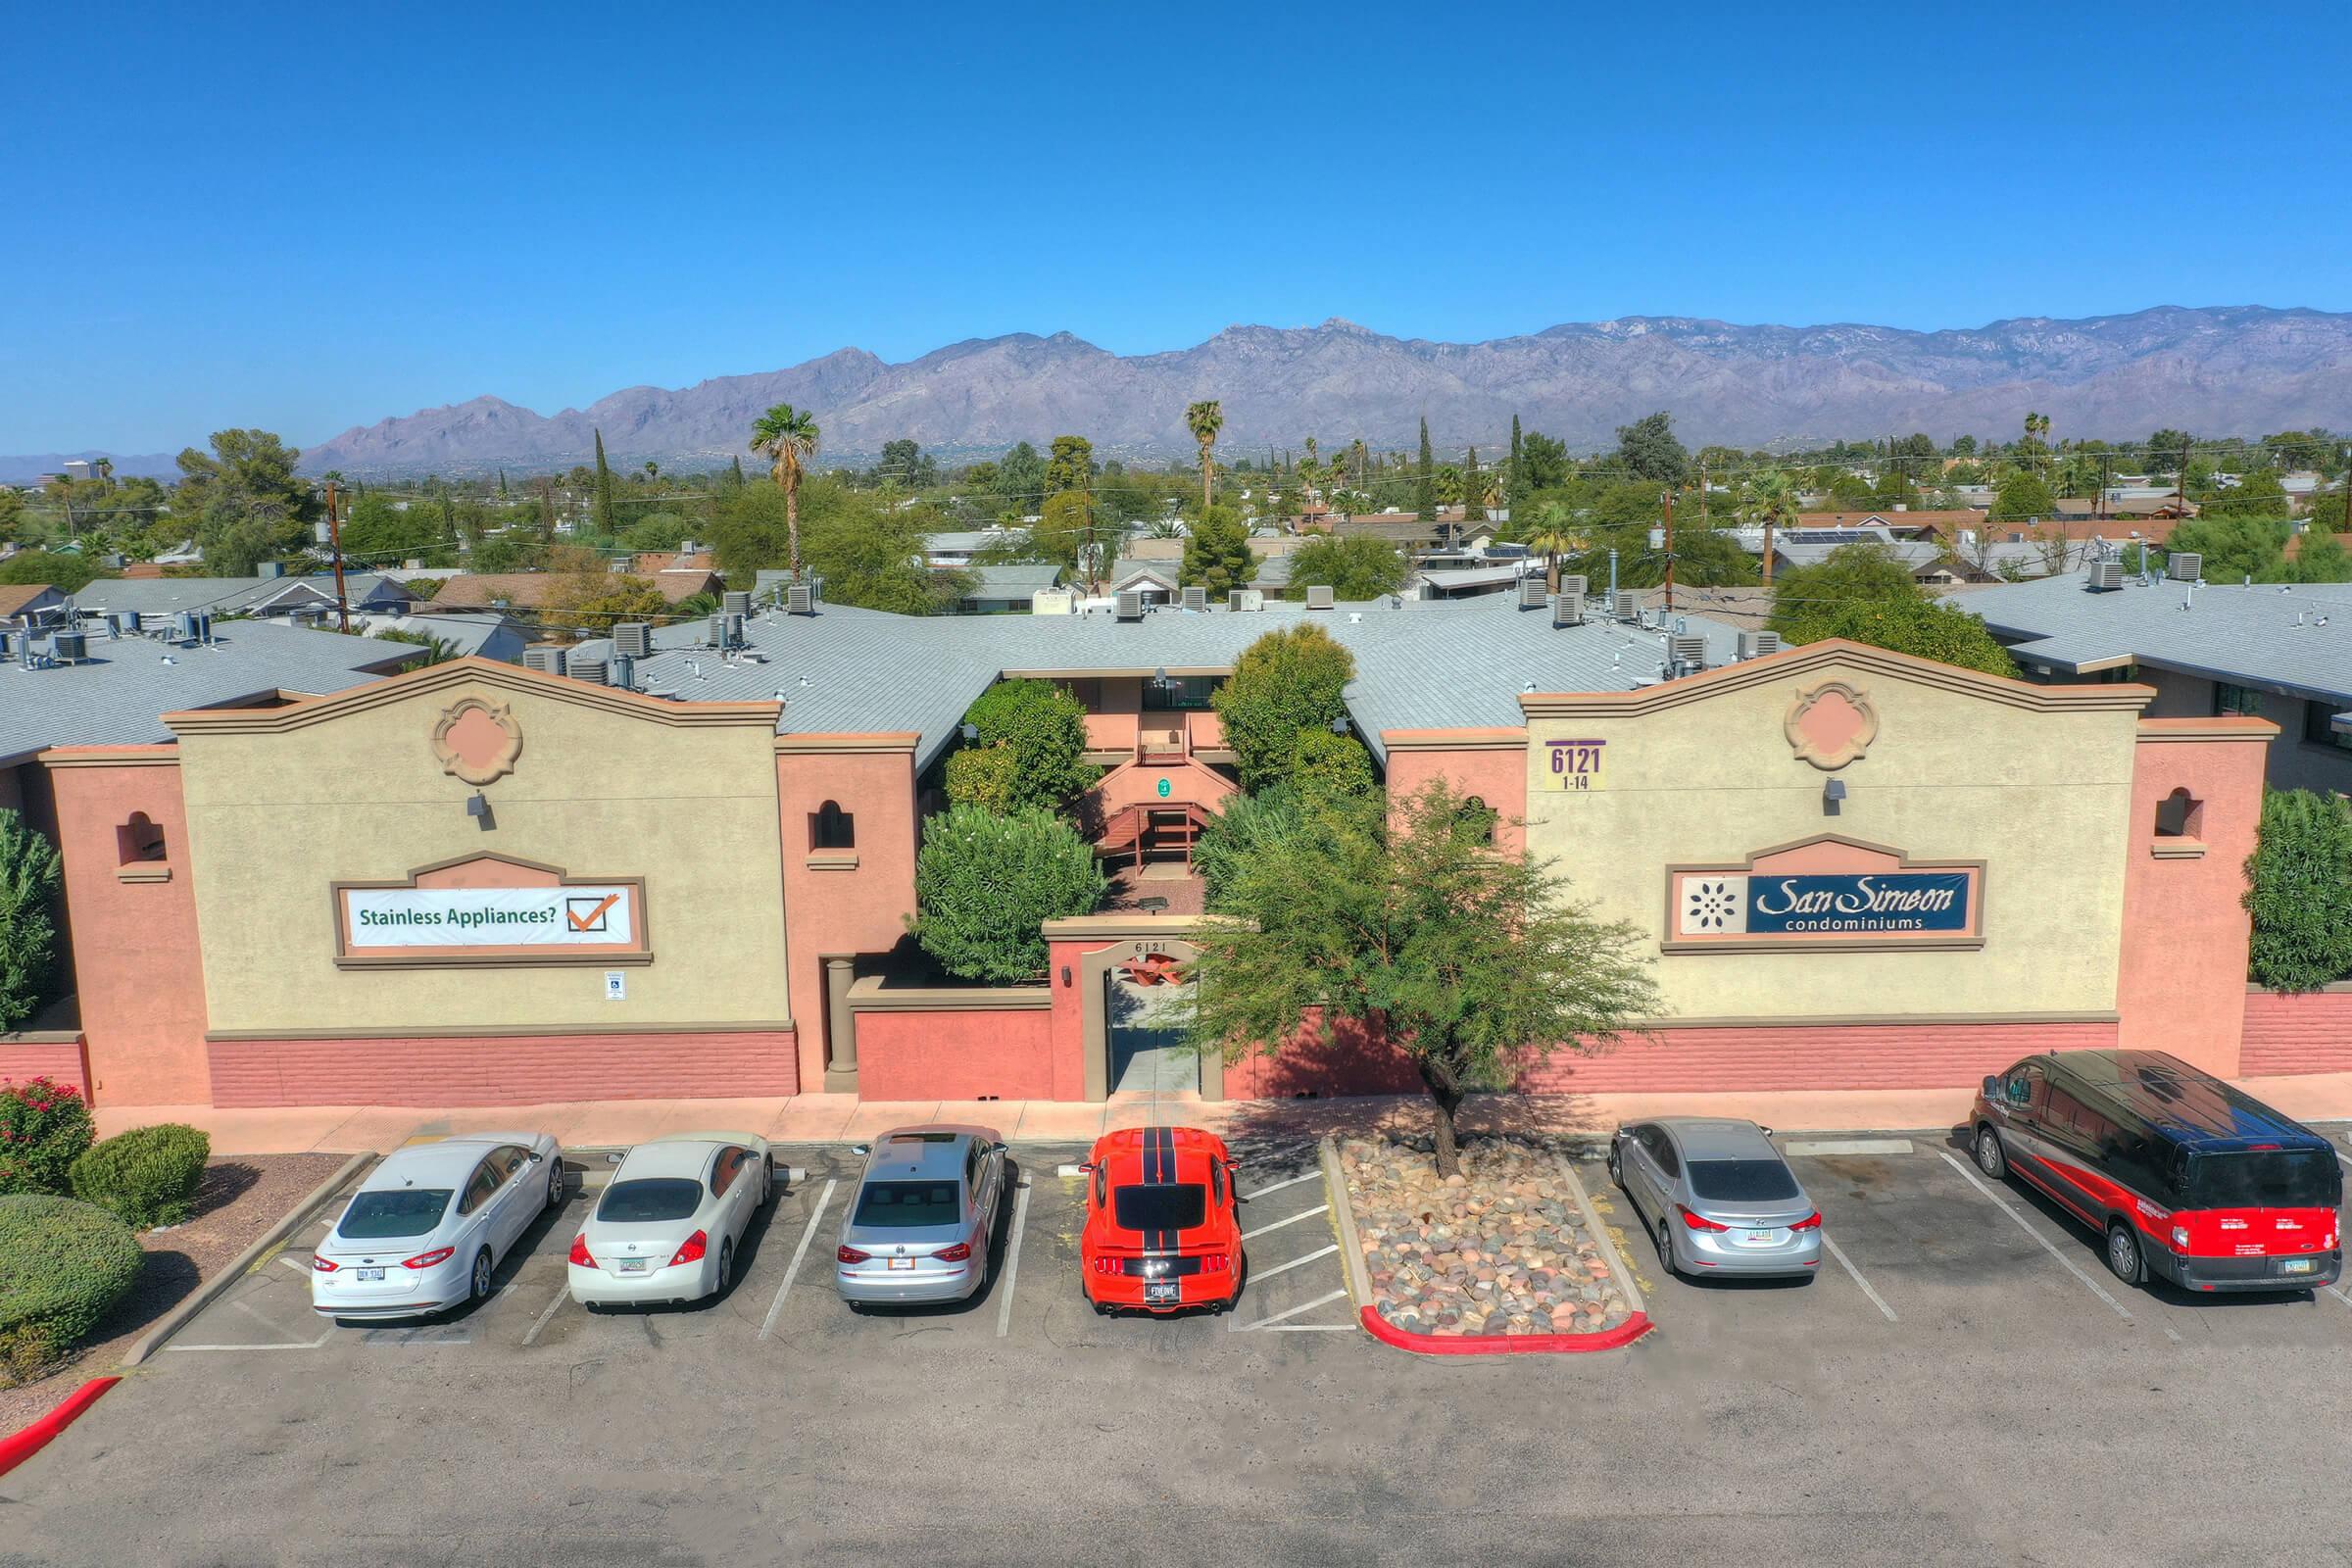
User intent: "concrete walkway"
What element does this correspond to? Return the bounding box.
[93,1070,2352,1156]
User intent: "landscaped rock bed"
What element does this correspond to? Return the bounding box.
[1342,1134,1634,1339]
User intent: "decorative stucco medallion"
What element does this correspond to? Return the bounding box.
[431,697,523,785]
[1785,681,1877,770]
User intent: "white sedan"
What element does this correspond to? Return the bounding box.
[567,1134,773,1307]
[312,1132,564,1320]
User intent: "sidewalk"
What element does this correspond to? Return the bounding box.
[96,1071,2352,1156]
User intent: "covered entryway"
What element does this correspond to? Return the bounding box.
[1103,948,1197,1095]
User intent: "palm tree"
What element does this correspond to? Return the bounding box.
[1185,400,1224,514]
[93,457,113,492]
[1748,470,1799,586]
[1527,501,1578,595]
[643,459,661,485]
[750,404,821,577]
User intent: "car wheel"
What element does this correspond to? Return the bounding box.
[1605,1145,1622,1188]
[1974,1125,2008,1180]
[469,1248,493,1305]
[1654,1216,1678,1278]
[715,1238,735,1298]
[2104,1223,2144,1286]
[547,1159,564,1211]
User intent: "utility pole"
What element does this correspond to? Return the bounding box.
[325,479,350,632]
[1661,488,1676,612]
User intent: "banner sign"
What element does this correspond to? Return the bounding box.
[1682,873,1972,937]
[342,885,638,949]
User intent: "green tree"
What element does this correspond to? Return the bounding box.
[943,745,1022,813]
[1044,435,1096,496]
[1194,787,1308,913]
[0,551,110,593]
[1184,780,1659,1176]
[341,493,445,561]
[592,428,616,537]
[1667,527,1759,587]
[1614,412,1690,484]
[909,805,1104,983]
[2292,529,2352,584]
[1287,534,1409,602]
[0,810,62,1030]
[957,678,1098,813]
[174,428,316,575]
[2160,517,2292,583]
[1289,727,1376,811]
[1186,401,1224,513]
[749,403,821,578]
[1415,416,1436,521]
[1212,623,1355,793]
[2244,790,2352,992]
[1507,414,1524,504]
[2143,429,2195,478]
[1518,430,1570,490]
[1795,595,2015,676]
[1181,504,1254,593]
[1991,471,2056,521]
[2199,469,2289,519]
[1767,541,1929,642]
[801,487,966,614]
[877,439,936,489]
[994,441,1047,510]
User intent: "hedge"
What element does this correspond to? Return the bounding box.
[0,1075,96,1198]
[72,1123,212,1230]
[0,1195,144,1387]
[910,804,1104,983]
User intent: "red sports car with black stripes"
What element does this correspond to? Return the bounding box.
[1078,1126,1244,1314]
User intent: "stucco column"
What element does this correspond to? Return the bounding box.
[824,956,859,1094]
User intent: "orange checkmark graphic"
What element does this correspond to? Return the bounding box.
[567,893,621,932]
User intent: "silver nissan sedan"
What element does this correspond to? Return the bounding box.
[1607,1117,1822,1280]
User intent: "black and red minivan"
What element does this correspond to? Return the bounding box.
[1972,1049,2343,1293]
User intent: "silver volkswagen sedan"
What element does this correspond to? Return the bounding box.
[1607,1117,1822,1280]
[835,1124,1007,1306]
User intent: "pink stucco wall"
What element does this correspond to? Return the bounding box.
[42,752,213,1106]
[1222,1010,1423,1098]
[2115,719,2274,1076]
[1379,731,1527,856]
[2240,989,2352,1075]
[1521,1020,2119,1094]
[0,1039,90,1098]
[1091,754,1235,814]
[776,744,921,1086]
[854,1006,1055,1101]
[208,1027,799,1106]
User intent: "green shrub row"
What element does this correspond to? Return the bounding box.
[71,1123,211,1230]
[0,1195,143,1388]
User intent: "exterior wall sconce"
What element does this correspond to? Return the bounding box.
[1060,965,1072,988]
[466,791,494,829]
[1822,778,1847,816]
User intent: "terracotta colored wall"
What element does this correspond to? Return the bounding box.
[1380,736,1527,855]
[1045,939,1097,1101]
[853,1007,1054,1101]
[1222,1010,1422,1099]
[776,747,919,1087]
[2240,989,2352,1075]
[0,1039,90,1097]
[1518,1020,2120,1094]
[43,755,213,1105]
[208,1027,798,1107]
[2115,721,2273,1075]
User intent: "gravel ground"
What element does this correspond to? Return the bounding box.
[0,1152,349,1435]
[1343,1133,1634,1337]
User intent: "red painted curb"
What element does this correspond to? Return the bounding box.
[0,1376,120,1479]
[1358,1303,1653,1355]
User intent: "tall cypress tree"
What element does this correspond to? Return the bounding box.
[728,454,746,488]
[1463,447,1479,527]
[593,428,615,537]
[498,467,508,499]
[1415,417,1436,521]
[1508,414,1523,505]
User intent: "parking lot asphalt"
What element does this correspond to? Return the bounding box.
[7,1123,2352,1566]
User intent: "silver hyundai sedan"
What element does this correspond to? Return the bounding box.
[835,1124,1007,1306]
[1608,1117,1822,1280]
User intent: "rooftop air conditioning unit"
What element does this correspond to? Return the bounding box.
[1669,634,1708,671]
[1518,576,1549,611]
[1559,574,1588,599]
[1738,630,1783,661]
[1305,584,1336,610]
[55,630,91,663]
[613,622,652,659]
[0,629,14,662]
[522,646,567,677]
[2167,552,2202,582]
[1552,589,1585,628]
[122,611,141,634]
[2084,561,2124,592]
[707,613,728,646]
[1115,589,1145,621]
[1181,585,1207,612]
[724,612,746,647]
[1612,589,1639,621]
[566,656,607,685]
[721,590,752,616]
[786,584,814,615]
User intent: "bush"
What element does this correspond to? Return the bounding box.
[956,680,1098,814]
[1195,788,1306,913]
[2245,789,2352,992]
[0,808,63,1029]
[0,1195,143,1387]
[71,1123,212,1230]
[0,1076,95,1197]
[943,743,1021,814]
[1290,727,1377,809]
[1211,623,1356,794]
[910,804,1105,983]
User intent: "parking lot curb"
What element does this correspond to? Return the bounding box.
[1553,1151,1651,1334]
[1317,1137,1375,1313]
[0,1375,121,1480]
[116,1150,375,1371]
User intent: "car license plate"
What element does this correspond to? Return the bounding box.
[2282,1257,2316,1275]
[886,1256,913,1270]
[1145,1281,1179,1303]
[1738,1229,1783,1247]
[615,1257,649,1274]
[356,1267,384,1282]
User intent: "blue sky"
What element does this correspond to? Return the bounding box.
[6,1,2345,454]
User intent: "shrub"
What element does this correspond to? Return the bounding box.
[1210,623,1356,794]
[1195,788,1306,913]
[956,679,1098,814]
[0,1076,96,1197]
[71,1123,212,1230]
[0,1195,144,1387]
[0,808,64,1029]
[1290,727,1377,810]
[943,743,1021,814]
[910,804,1105,983]
[2245,789,2352,992]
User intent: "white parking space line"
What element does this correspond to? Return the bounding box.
[1239,1171,1324,1202]
[1248,1243,1339,1284]
[1241,1204,1328,1242]
[171,1327,333,1352]
[995,1181,1031,1339]
[1936,1151,2140,1327]
[2323,1283,2352,1309]
[1233,1288,1350,1333]
[1820,1233,1897,1322]
[1785,1138,1914,1157]
[276,1254,311,1276]
[759,1177,837,1343]
[1262,1324,1359,1333]
[520,1278,571,1347]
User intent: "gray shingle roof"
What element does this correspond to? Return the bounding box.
[68,573,411,619]
[605,595,1745,770]
[1951,571,2352,706]
[2,618,414,766]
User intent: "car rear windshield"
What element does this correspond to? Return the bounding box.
[1686,1159,1802,1202]
[1113,1184,1206,1232]
[596,1178,704,1223]
[2182,1149,2341,1210]
[852,1181,960,1228]
[339,1189,451,1240]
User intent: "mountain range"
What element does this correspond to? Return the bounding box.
[17,307,2352,481]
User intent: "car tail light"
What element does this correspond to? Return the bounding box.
[1677,1205,1728,1232]
[1199,1252,1230,1273]
[402,1247,456,1270]
[2171,1225,2190,1250]
[837,1245,870,1264]
[668,1231,708,1267]
[310,1255,338,1272]
[1090,1256,1123,1275]
[936,1242,972,1263]
[568,1234,596,1267]
[1789,1212,1822,1233]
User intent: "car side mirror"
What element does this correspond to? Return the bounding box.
[852,1144,870,1156]
[1076,1161,1095,1174]
[527,1150,545,1163]
[1983,1075,2002,1098]
[992,1142,1008,1156]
